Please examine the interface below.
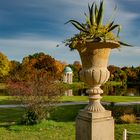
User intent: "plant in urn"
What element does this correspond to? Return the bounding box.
[64,1,131,112]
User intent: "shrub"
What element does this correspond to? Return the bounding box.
[105,104,140,123]
[21,110,40,125]
[7,70,64,125]
[120,114,136,124]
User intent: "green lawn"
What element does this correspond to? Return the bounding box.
[0,95,140,105]
[103,96,140,102]
[62,95,140,103]
[106,81,123,86]
[0,121,139,140]
[0,120,75,140]
[0,96,21,105]
[0,105,140,140]
[116,124,140,140]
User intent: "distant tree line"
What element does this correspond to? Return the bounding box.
[68,64,140,84]
[0,52,66,82]
[108,65,140,84]
[0,51,140,84]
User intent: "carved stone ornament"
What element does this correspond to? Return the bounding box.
[76,41,120,112]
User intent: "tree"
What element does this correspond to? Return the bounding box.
[9,60,21,76]
[122,67,138,83]
[22,52,64,78]
[7,70,64,125]
[54,60,65,77]
[0,52,10,80]
[68,61,82,82]
[136,66,140,82]
[108,65,127,83]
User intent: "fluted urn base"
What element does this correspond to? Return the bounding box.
[84,100,105,112]
[83,86,105,112]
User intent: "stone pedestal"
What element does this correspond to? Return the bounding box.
[75,41,119,140]
[76,110,114,140]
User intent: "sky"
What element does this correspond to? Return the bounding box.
[0,0,140,67]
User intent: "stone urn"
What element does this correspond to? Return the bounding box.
[76,41,119,112]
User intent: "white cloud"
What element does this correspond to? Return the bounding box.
[111,46,140,56]
[0,36,80,63]
[0,37,59,60]
[0,36,139,66]
[0,0,139,66]
[109,46,140,67]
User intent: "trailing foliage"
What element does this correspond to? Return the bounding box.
[64,0,132,50]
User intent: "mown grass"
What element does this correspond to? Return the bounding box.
[0,106,80,140]
[102,96,140,102]
[106,81,123,86]
[116,124,140,140]
[62,95,140,103]
[0,105,140,140]
[0,96,21,105]
[0,95,140,105]
[0,120,75,140]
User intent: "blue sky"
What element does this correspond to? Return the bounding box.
[0,0,140,66]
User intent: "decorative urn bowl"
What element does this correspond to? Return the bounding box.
[77,41,120,112]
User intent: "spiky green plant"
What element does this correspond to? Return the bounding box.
[64,0,132,50]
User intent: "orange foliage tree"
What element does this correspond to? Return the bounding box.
[21,52,64,79]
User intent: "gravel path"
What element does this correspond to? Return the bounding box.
[0,101,140,108]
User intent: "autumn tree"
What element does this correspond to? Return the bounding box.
[21,52,64,79]
[54,60,65,76]
[108,65,127,83]
[7,70,64,125]
[9,60,21,76]
[0,52,10,81]
[121,66,138,83]
[136,66,140,82]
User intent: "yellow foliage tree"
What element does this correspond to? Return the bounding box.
[54,60,65,76]
[0,52,10,78]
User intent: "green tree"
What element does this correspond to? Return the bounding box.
[68,61,82,82]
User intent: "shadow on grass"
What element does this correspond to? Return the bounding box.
[0,99,21,105]
[0,108,25,131]
[0,104,140,124]
[0,105,86,129]
[0,108,25,123]
[50,104,86,122]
